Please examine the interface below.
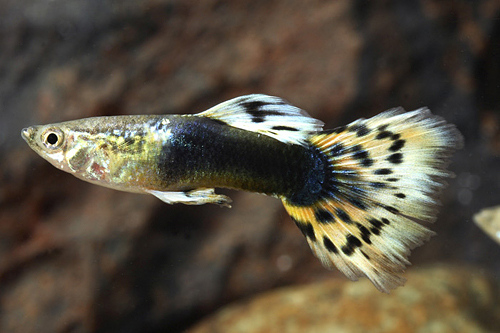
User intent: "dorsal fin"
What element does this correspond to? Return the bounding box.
[197,94,323,146]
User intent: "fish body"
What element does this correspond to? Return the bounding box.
[22,94,463,292]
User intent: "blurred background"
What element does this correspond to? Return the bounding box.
[1,1,500,332]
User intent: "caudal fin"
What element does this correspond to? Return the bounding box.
[282,108,463,292]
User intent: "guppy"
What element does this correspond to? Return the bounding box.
[22,94,463,292]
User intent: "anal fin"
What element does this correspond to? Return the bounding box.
[147,188,232,207]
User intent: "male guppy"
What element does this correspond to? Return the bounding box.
[22,94,463,292]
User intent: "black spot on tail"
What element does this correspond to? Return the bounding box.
[323,236,338,254]
[368,218,384,235]
[356,124,370,137]
[361,250,370,260]
[382,205,400,214]
[376,131,393,140]
[369,218,383,229]
[361,158,373,167]
[387,153,403,164]
[349,124,370,137]
[294,219,317,242]
[341,235,362,256]
[352,145,373,167]
[389,139,405,152]
[356,222,372,244]
[336,208,351,223]
[315,209,336,224]
[371,182,386,189]
[374,168,392,175]
[348,197,367,210]
[328,143,345,157]
[333,125,347,134]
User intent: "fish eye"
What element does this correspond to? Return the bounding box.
[42,128,64,149]
[47,133,58,144]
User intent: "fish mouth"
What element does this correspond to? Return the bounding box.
[21,127,34,143]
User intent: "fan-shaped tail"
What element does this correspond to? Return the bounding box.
[282,108,463,292]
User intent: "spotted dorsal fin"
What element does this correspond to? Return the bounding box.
[197,94,324,146]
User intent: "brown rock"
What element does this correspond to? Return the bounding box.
[189,265,500,333]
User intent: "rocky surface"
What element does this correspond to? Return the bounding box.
[1,0,500,332]
[189,265,500,333]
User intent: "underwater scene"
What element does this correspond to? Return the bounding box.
[1,1,499,332]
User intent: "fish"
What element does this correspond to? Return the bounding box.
[474,206,500,245]
[21,94,463,292]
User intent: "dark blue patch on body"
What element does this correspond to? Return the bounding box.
[286,146,328,206]
[157,116,316,197]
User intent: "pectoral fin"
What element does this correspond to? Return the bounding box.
[147,188,232,207]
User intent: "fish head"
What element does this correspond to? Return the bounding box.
[21,121,101,176]
[22,124,74,171]
[22,116,165,191]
